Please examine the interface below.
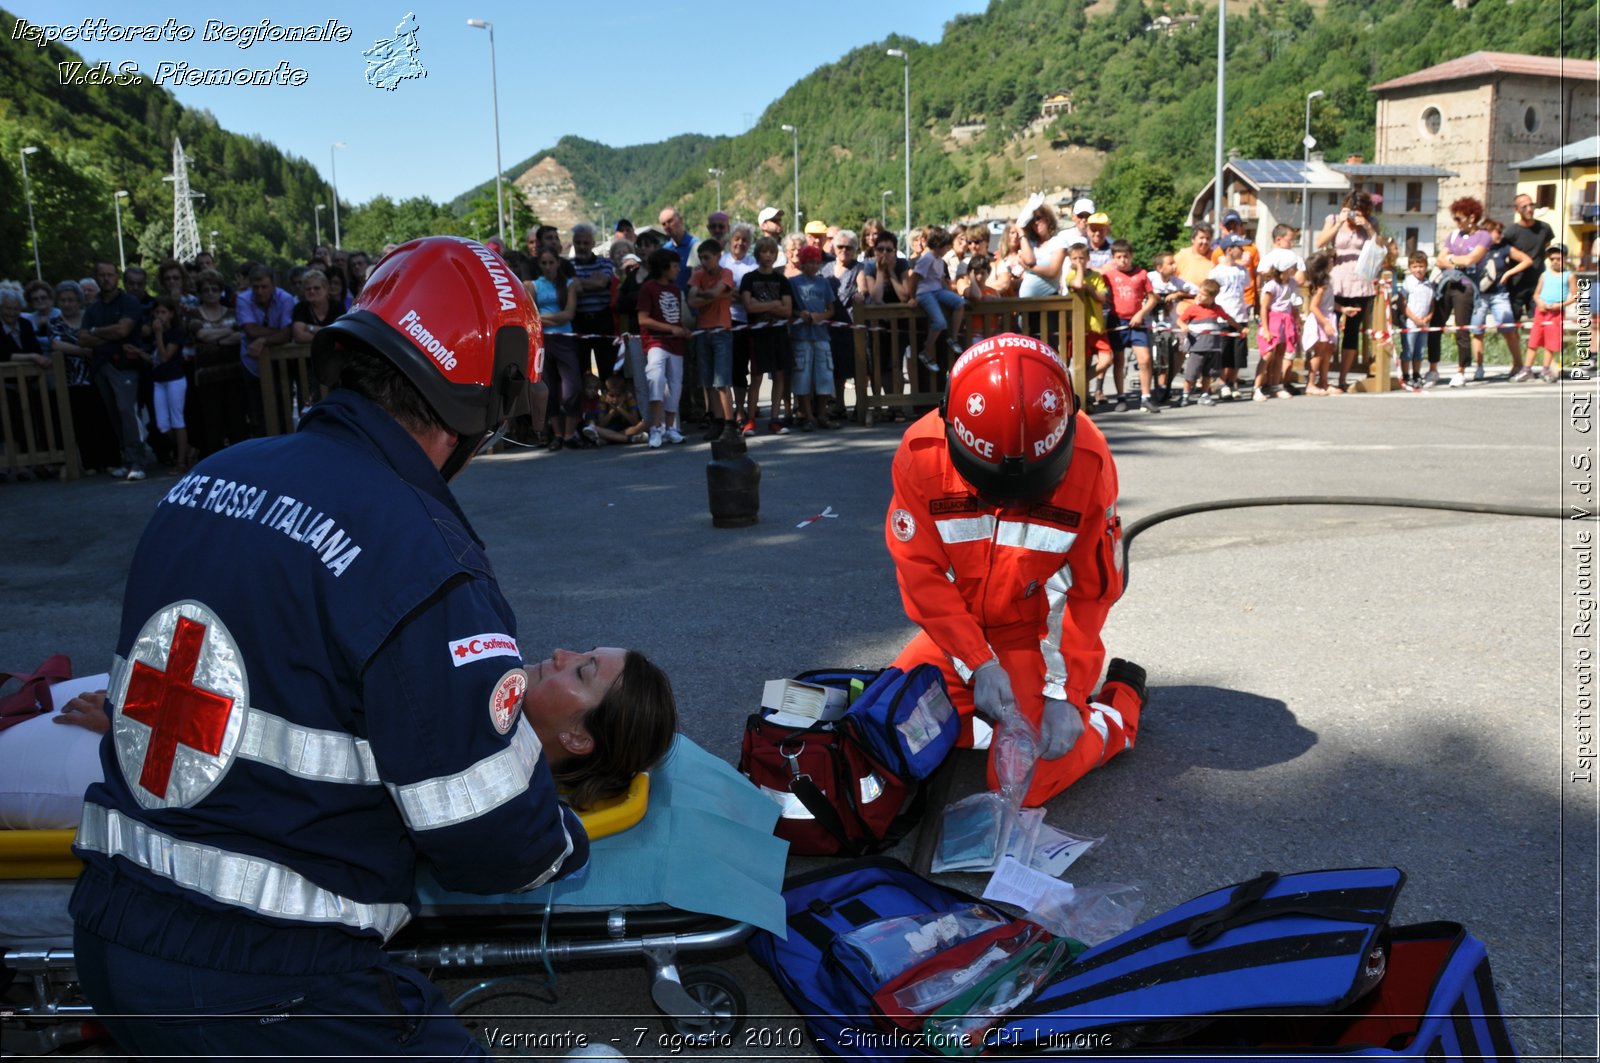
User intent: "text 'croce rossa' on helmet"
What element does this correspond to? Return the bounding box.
[941,333,1077,503]
[312,236,542,479]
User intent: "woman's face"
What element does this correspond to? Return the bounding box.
[303,277,328,304]
[197,279,222,306]
[730,230,750,258]
[28,288,53,315]
[0,301,18,326]
[539,252,561,277]
[522,647,626,759]
[55,288,80,315]
[328,274,346,299]
[162,270,185,293]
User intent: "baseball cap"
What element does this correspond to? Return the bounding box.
[634,225,666,241]
[758,207,783,225]
[804,220,829,235]
[1073,198,1095,217]
[1216,234,1247,249]
[621,253,642,266]
[1222,209,1243,225]
[1087,212,1110,227]
[1062,231,1089,248]
[707,211,729,225]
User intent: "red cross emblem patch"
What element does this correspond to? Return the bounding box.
[113,601,247,809]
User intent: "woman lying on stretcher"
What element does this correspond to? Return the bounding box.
[6,647,678,824]
[521,647,679,809]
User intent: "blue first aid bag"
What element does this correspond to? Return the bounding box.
[995,867,1521,1060]
[796,666,959,780]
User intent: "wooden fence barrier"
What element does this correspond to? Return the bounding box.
[258,344,317,436]
[0,358,79,481]
[849,295,1087,424]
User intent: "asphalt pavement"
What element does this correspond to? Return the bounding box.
[1,373,1592,1060]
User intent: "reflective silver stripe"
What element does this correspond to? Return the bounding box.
[113,654,381,787]
[995,521,1078,554]
[950,649,997,685]
[1091,700,1133,754]
[759,785,815,819]
[388,715,540,832]
[1090,700,1126,732]
[236,709,380,785]
[76,802,412,940]
[1085,708,1110,760]
[1040,561,1074,701]
[515,811,577,893]
[936,515,997,544]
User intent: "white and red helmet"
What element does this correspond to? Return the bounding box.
[313,236,541,477]
[941,333,1077,502]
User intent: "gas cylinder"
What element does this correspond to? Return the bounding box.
[706,435,760,528]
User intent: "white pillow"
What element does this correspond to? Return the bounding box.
[0,674,110,829]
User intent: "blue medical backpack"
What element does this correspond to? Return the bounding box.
[752,862,1520,1061]
[795,666,960,780]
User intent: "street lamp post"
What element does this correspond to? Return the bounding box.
[113,190,129,272]
[1302,89,1325,256]
[209,230,219,256]
[466,19,506,245]
[315,203,325,249]
[593,201,603,233]
[780,124,800,231]
[882,190,893,225]
[1212,0,1226,236]
[1025,153,1039,193]
[708,168,724,213]
[330,141,346,250]
[19,146,41,281]
[886,48,911,247]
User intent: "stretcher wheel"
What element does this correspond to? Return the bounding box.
[659,964,746,1044]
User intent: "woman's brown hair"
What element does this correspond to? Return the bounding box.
[553,650,678,810]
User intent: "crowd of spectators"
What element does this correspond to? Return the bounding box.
[3,191,1579,481]
[0,246,379,480]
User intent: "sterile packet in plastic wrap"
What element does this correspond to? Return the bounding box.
[1027,882,1145,946]
[834,905,1007,984]
[930,791,1010,873]
[889,920,1047,1015]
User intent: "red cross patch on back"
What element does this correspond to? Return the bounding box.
[113,601,248,810]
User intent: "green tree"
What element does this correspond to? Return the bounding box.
[1091,155,1187,255]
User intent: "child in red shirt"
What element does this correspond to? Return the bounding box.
[1101,239,1159,412]
[1176,279,1240,407]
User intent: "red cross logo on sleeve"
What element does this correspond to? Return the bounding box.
[121,616,236,799]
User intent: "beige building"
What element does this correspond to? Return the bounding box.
[1371,51,1600,233]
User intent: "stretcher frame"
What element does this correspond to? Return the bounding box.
[1,774,756,1052]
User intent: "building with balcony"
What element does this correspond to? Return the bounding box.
[1509,136,1600,270]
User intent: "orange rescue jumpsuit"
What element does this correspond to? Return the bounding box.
[886,410,1134,805]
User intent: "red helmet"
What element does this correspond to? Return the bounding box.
[941,333,1076,502]
[313,236,540,477]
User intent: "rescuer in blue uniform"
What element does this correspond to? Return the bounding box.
[69,236,582,1057]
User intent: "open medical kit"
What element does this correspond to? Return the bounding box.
[739,666,960,856]
[751,860,1520,1060]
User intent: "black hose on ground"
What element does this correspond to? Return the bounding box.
[1120,496,1566,589]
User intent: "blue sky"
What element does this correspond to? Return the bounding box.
[12,2,986,205]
